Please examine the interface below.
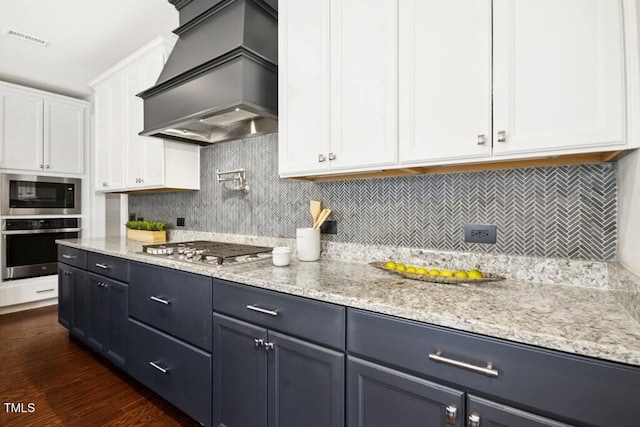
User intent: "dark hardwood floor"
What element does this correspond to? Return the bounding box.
[0,305,200,426]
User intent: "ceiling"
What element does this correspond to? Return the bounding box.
[0,0,178,100]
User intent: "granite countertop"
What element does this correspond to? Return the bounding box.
[57,237,640,367]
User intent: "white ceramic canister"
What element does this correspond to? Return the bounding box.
[296,227,320,261]
[272,246,292,266]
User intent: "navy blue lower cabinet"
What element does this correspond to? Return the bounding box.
[213,313,345,427]
[57,263,89,341]
[86,273,128,370]
[347,356,465,427]
[467,395,574,427]
[213,313,268,427]
[128,318,212,427]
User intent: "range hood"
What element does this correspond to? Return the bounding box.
[138,0,278,145]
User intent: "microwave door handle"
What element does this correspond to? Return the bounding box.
[1,228,82,235]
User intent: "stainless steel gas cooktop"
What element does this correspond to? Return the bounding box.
[140,240,273,268]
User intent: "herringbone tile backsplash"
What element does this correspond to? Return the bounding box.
[128,133,618,261]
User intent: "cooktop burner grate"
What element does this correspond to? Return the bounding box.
[140,240,273,267]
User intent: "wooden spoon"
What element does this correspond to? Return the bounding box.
[310,200,321,227]
[313,208,331,229]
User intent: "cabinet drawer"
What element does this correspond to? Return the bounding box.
[347,308,640,427]
[0,279,58,307]
[128,319,211,427]
[129,262,212,351]
[213,279,345,350]
[87,252,129,282]
[57,246,86,269]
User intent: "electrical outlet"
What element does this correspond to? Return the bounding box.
[320,220,337,234]
[177,217,185,227]
[464,224,497,244]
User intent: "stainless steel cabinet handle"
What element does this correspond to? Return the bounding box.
[62,254,77,259]
[263,342,274,352]
[36,288,55,293]
[95,263,111,269]
[318,154,326,163]
[45,165,50,169]
[150,296,171,305]
[328,152,336,160]
[254,338,264,350]
[40,164,44,169]
[497,130,507,143]
[477,134,486,145]
[246,304,279,317]
[445,405,457,424]
[468,414,480,427]
[102,182,108,187]
[429,351,499,378]
[149,361,169,374]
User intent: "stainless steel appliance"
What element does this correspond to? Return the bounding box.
[140,240,273,268]
[1,218,81,280]
[1,174,81,216]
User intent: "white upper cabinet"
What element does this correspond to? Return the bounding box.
[0,82,87,174]
[44,99,86,174]
[492,0,625,157]
[278,0,331,175]
[89,36,199,193]
[279,0,635,178]
[279,0,397,177]
[398,0,492,165]
[329,0,398,171]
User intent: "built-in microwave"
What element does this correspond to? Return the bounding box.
[1,174,81,216]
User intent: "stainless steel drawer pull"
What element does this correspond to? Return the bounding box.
[468,414,480,427]
[62,254,77,259]
[429,351,499,378]
[36,288,55,293]
[149,361,169,374]
[95,263,111,269]
[150,296,171,305]
[246,304,279,317]
[445,405,457,424]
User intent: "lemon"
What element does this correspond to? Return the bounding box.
[468,269,484,279]
[384,261,397,270]
[428,269,440,276]
[439,269,453,277]
[454,270,468,278]
[406,266,417,273]
[395,264,406,272]
[416,267,428,275]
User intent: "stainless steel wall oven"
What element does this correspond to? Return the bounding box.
[1,174,81,216]
[1,218,81,280]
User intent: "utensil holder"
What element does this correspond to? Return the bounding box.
[296,227,320,261]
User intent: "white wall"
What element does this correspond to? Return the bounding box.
[618,150,640,275]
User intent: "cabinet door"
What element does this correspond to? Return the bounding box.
[278,0,331,176]
[94,77,125,191]
[87,273,107,352]
[213,313,268,427]
[493,0,625,156]
[268,331,344,427]
[70,267,89,341]
[347,356,465,427]
[124,54,165,189]
[467,395,575,427]
[44,99,85,174]
[0,88,43,170]
[398,0,492,164]
[58,264,73,329]
[329,0,398,171]
[105,278,128,370]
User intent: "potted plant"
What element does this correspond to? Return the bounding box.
[125,220,167,243]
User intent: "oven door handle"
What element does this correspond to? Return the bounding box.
[1,228,82,235]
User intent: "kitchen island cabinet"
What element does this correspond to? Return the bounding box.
[56,238,640,427]
[213,279,345,427]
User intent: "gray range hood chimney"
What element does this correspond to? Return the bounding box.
[138,0,278,145]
